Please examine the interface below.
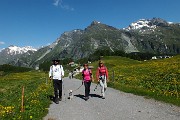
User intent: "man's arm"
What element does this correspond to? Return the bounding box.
[61,65,64,77]
[49,65,53,80]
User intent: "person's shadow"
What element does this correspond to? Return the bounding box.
[89,94,102,98]
[74,94,102,100]
[74,94,85,100]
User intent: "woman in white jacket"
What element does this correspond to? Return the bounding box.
[49,59,64,104]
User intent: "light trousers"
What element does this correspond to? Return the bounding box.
[99,75,107,97]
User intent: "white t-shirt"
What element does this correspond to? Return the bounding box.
[49,65,64,80]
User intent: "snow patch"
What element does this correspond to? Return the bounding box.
[6,45,37,55]
[125,19,157,31]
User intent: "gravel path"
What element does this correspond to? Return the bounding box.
[44,77,180,120]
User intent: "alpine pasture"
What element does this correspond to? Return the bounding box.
[0,69,53,120]
[0,55,180,119]
[95,55,180,106]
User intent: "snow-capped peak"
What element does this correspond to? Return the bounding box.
[124,19,157,31]
[124,18,169,31]
[6,45,37,55]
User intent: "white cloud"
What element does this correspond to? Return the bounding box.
[53,0,60,6]
[61,4,74,11]
[53,0,74,11]
[0,41,5,45]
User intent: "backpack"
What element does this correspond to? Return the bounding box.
[50,65,63,76]
[51,65,62,71]
[82,69,92,80]
[98,66,107,75]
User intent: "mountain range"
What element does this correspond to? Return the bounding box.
[0,18,180,68]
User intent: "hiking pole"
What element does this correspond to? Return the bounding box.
[62,81,66,103]
[94,82,99,91]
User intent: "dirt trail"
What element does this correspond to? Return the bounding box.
[44,77,180,120]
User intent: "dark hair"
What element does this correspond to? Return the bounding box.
[52,60,60,65]
[83,64,88,67]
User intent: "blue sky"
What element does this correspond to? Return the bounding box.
[0,0,180,50]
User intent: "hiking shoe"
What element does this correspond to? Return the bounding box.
[84,97,89,101]
[58,97,62,101]
[102,96,105,99]
[55,100,59,104]
[55,98,59,104]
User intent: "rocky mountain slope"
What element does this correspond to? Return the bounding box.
[0,18,180,67]
[0,45,37,65]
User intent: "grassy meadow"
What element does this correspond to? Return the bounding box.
[0,70,53,120]
[0,55,179,119]
[89,55,180,106]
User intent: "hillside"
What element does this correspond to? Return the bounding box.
[0,70,52,120]
[85,55,180,106]
[0,55,179,119]
[38,18,180,62]
[0,46,37,65]
[0,18,180,68]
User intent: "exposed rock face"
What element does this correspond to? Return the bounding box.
[0,18,180,67]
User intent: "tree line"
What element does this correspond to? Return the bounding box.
[1,49,174,73]
[39,48,162,71]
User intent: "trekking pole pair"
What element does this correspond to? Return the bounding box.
[94,82,99,91]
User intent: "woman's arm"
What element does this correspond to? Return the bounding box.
[105,67,109,81]
[96,68,100,82]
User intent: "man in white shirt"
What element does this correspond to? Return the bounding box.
[49,59,64,104]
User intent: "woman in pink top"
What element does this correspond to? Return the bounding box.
[96,60,109,99]
[82,63,94,101]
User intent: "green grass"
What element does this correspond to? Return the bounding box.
[102,55,180,106]
[76,55,180,106]
[1,55,179,119]
[0,71,53,120]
